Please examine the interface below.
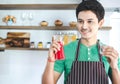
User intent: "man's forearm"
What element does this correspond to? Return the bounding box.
[42,61,55,84]
[112,67,120,84]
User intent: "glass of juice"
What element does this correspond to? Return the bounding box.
[53,32,65,60]
[55,41,65,60]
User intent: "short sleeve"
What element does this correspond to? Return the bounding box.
[54,60,65,74]
[108,57,120,79]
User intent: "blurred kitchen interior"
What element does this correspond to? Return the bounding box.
[0,0,120,84]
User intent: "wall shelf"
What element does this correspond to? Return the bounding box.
[0,4,77,10]
[0,26,111,30]
[0,4,112,51]
[99,26,112,30]
[0,47,49,51]
[0,4,118,12]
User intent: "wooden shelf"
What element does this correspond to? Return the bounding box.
[0,4,118,12]
[100,26,112,30]
[0,47,49,51]
[0,26,77,30]
[0,4,77,10]
[0,26,111,30]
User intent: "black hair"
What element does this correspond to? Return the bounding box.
[76,0,105,22]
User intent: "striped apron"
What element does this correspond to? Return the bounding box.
[66,39,109,84]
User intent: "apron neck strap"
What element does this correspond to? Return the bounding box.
[75,39,102,62]
[75,39,81,61]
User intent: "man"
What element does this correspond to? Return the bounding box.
[42,0,120,84]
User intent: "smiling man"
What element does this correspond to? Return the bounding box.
[42,0,120,84]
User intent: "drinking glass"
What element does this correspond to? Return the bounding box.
[53,33,65,60]
[28,13,33,25]
[21,12,27,26]
[99,44,105,56]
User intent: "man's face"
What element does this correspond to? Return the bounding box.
[77,10,103,40]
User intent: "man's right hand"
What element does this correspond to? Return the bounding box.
[48,37,61,62]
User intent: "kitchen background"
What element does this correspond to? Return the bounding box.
[0,0,120,84]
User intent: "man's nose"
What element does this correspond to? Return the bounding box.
[82,22,88,29]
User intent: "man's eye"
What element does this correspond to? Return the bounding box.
[78,20,83,23]
[88,21,93,23]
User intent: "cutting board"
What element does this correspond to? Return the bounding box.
[5,32,30,47]
[7,32,30,38]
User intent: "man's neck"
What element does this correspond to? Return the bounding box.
[81,38,97,47]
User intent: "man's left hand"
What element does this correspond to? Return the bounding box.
[103,46,119,69]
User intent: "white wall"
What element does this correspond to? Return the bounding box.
[0,0,120,84]
[100,0,120,8]
[0,50,47,84]
[109,12,120,52]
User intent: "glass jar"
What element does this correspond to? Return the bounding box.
[63,33,69,45]
[71,33,77,42]
[30,42,35,48]
[38,42,43,48]
[46,42,51,48]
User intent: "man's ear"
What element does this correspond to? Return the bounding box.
[99,19,104,29]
